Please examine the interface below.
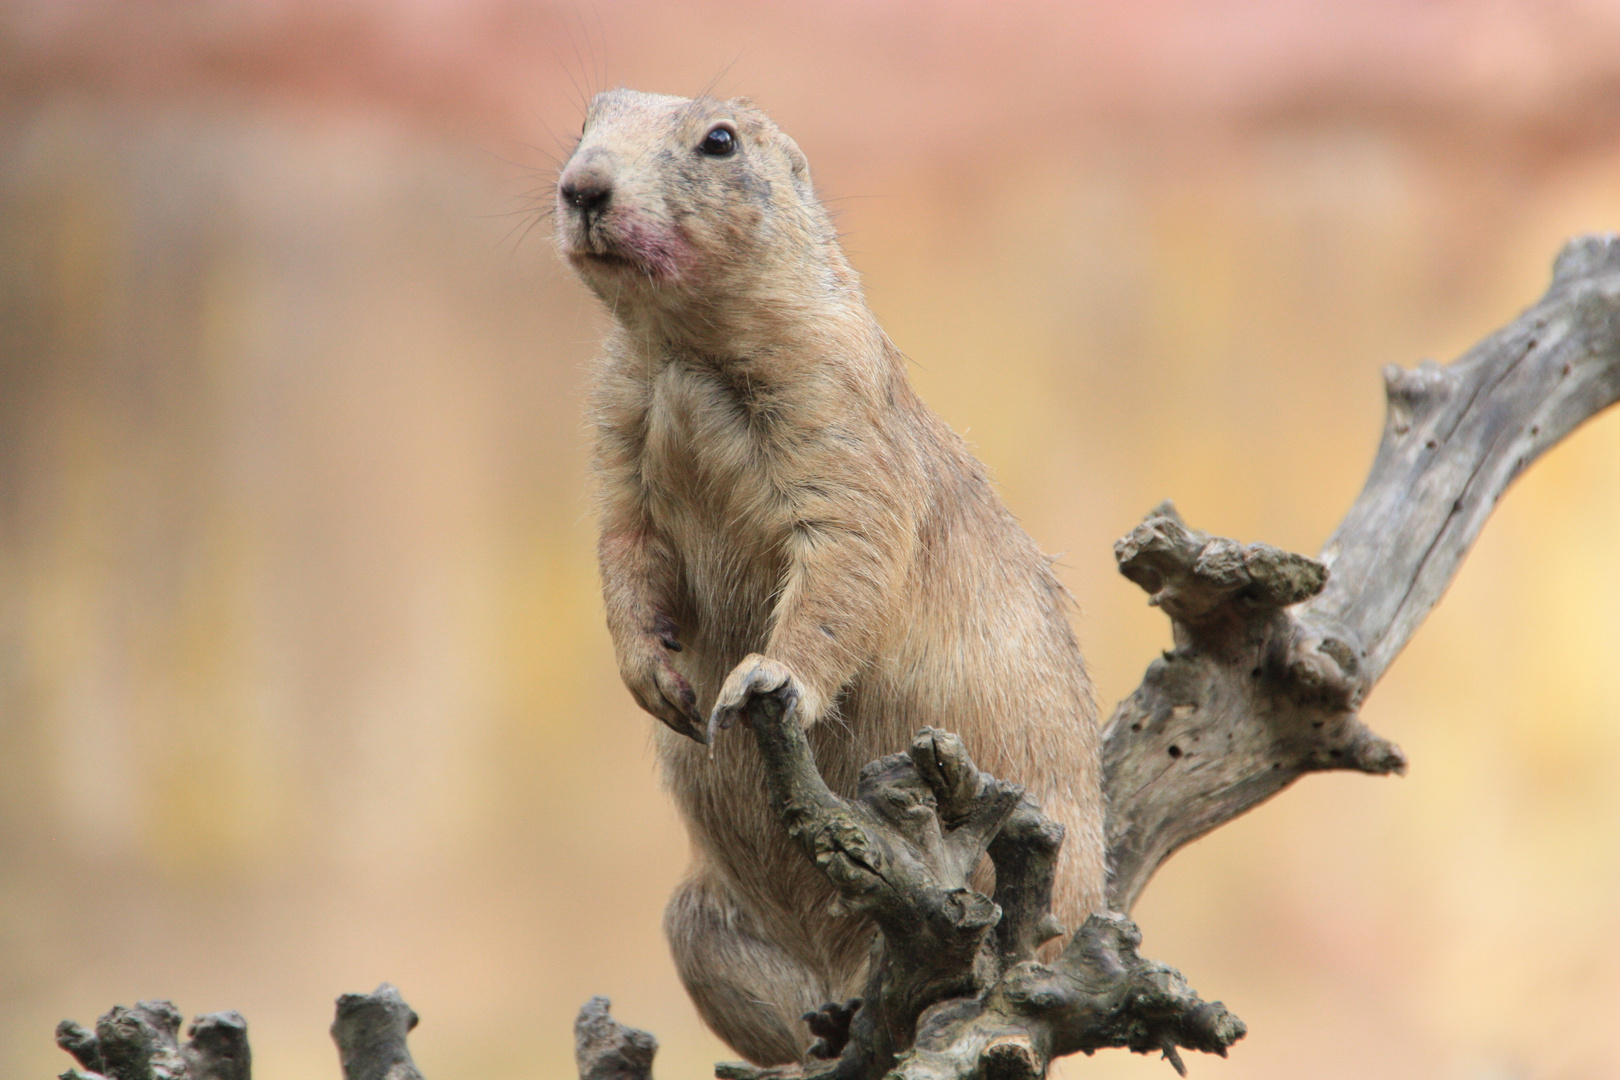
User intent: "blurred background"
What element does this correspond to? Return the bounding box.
[2,2,1619,1077]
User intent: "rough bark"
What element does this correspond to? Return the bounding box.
[1104,232,1620,912]
[55,986,420,1080]
[50,235,1620,1080]
[579,708,1245,1080]
[572,233,1620,1078]
[331,984,427,1080]
[56,1002,251,1080]
[578,997,660,1080]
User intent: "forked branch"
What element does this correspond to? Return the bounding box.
[1104,233,1620,911]
[719,700,1245,1080]
[52,236,1620,1080]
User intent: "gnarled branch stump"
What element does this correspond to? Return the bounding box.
[52,235,1620,1080]
[1105,232,1620,911]
[567,233,1620,1079]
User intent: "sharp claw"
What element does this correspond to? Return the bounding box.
[659,706,707,745]
[705,658,804,756]
[705,707,725,756]
[687,715,709,745]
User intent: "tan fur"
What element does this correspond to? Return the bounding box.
[556,89,1105,1066]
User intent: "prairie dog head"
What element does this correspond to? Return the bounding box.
[555,89,833,324]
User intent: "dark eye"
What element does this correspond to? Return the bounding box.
[699,124,736,156]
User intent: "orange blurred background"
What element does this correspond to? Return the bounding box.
[2,3,1619,1078]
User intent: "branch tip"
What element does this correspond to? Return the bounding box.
[331,984,424,1080]
[1144,499,1183,525]
[1552,232,1620,287]
[575,997,658,1080]
[55,1020,102,1074]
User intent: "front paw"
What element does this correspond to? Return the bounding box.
[708,653,803,743]
[624,652,706,744]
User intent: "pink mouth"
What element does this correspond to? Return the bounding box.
[569,215,691,282]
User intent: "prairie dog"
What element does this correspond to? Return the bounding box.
[556,89,1104,1066]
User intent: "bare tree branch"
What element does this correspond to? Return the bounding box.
[1104,232,1620,912]
[577,997,659,1080]
[702,702,1246,1080]
[52,235,1620,1080]
[413,707,1247,1080]
[54,987,420,1080]
[55,1002,250,1080]
[331,984,426,1080]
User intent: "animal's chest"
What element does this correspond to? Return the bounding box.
[639,363,780,527]
[636,363,788,627]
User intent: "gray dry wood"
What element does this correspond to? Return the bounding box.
[50,235,1620,1080]
[1104,232,1620,912]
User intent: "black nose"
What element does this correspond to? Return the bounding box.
[560,172,612,217]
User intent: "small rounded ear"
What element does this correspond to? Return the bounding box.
[780,133,812,191]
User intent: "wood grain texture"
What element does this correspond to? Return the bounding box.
[50,236,1620,1080]
[1105,233,1620,913]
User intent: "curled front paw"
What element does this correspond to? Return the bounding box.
[624,648,706,744]
[708,653,803,743]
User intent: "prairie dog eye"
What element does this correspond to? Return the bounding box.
[699,123,737,156]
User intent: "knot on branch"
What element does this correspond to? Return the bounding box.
[1274,617,1365,712]
[1115,503,1325,628]
[1116,503,1366,712]
[1105,506,1400,912]
[56,1002,251,1080]
[575,997,658,1080]
[1381,360,1460,437]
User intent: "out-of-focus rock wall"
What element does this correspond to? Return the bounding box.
[2,3,1619,1078]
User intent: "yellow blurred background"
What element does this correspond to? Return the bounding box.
[2,2,1619,1078]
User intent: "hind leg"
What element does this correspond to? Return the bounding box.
[665,871,830,1065]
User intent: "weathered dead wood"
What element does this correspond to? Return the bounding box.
[563,233,1620,1079]
[331,984,426,1080]
[579,702,1245,1080]
[1104,232,1620,912]
[578,996,660,1080]
[55,985,419,1080]
[51,236,1620,1080]
[55,1001,250,1080]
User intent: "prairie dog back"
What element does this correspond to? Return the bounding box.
[556,88,1105,1066]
